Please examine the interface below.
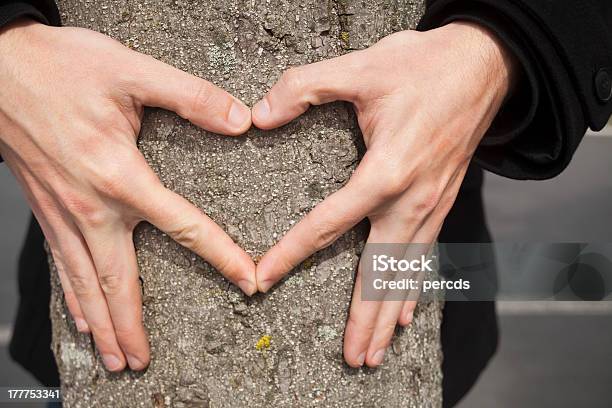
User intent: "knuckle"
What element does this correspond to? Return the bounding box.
[381,178,405,199]
[79,209,111,229]
[91,325,117,343]
[414,188,442,217]
[98,273,123,297]
[60,191,104,225]
[113,325,139,342]
[93,154,135,198]
[280,67,306,94]
[96,105,122,127]
[69,273,94,298]
[66,155,144,228]
[309,216,339,250]
[216,253,237,278]
[36,195,58,215]
[380,320,398,335]
[186,80,214,119]
[347,313,376,335]
[171,222,201,250]
[375,161,410,200]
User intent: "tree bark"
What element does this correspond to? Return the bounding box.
[49,1,443,407]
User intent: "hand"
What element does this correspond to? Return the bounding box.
[252,22,517,367]
[0,19,256,372]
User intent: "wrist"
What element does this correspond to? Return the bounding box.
[0,18,42,52]
[442,21,520,105]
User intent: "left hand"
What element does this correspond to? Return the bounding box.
[252,22,518,367]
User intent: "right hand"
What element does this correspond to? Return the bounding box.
[0,19,256,372]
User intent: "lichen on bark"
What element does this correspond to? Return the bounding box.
[49,1,443,407]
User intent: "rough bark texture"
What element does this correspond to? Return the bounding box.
[49,1,443,407]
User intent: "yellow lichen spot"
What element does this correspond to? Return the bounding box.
[302,257,315,269]
[255,334,272,351]
[340,31,350,45]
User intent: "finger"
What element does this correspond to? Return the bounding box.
[252,51,367,129]
[344,223,421,368]
[342,263,380,368]
[128,54,251,135]
[7,161,89,331]
[396,165,468,327]
[52,251,89,333]
[60,241,127,371]
[81,225,150,371]
[12,168,126,371]
[395,222,446,328]
[344,167,456,368]
[364,240,427,367]
[256,173,379,293]
[40,213,127,372]
[138,183,257,295]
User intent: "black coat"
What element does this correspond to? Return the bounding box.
[2,1,611,407]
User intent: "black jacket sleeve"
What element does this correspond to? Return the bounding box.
[2,1,611,181]
[419,0,612,180]
[0,0,60,28]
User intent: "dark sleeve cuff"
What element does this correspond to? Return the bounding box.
[0,1,60,28]
[433,10,538,147]
[418,0,587,180]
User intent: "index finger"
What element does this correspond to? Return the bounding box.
[256,174,378,293]
[137,183,257,295]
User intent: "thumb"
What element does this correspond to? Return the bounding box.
[252,51,365,129]
[128,54,251,136]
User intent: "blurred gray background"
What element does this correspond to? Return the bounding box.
[1,128,611,407]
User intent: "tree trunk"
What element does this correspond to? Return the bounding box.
[49,1,443,406]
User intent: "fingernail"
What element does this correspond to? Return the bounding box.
[357,352,366,367]
[253,98,270,121]
[258,279,274,293]
[126,354,146,371]
[238,279,256,296]
[102,354,123,371]
[228,101,250,129]
[371,349,386,366]
[75,317,89,332]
